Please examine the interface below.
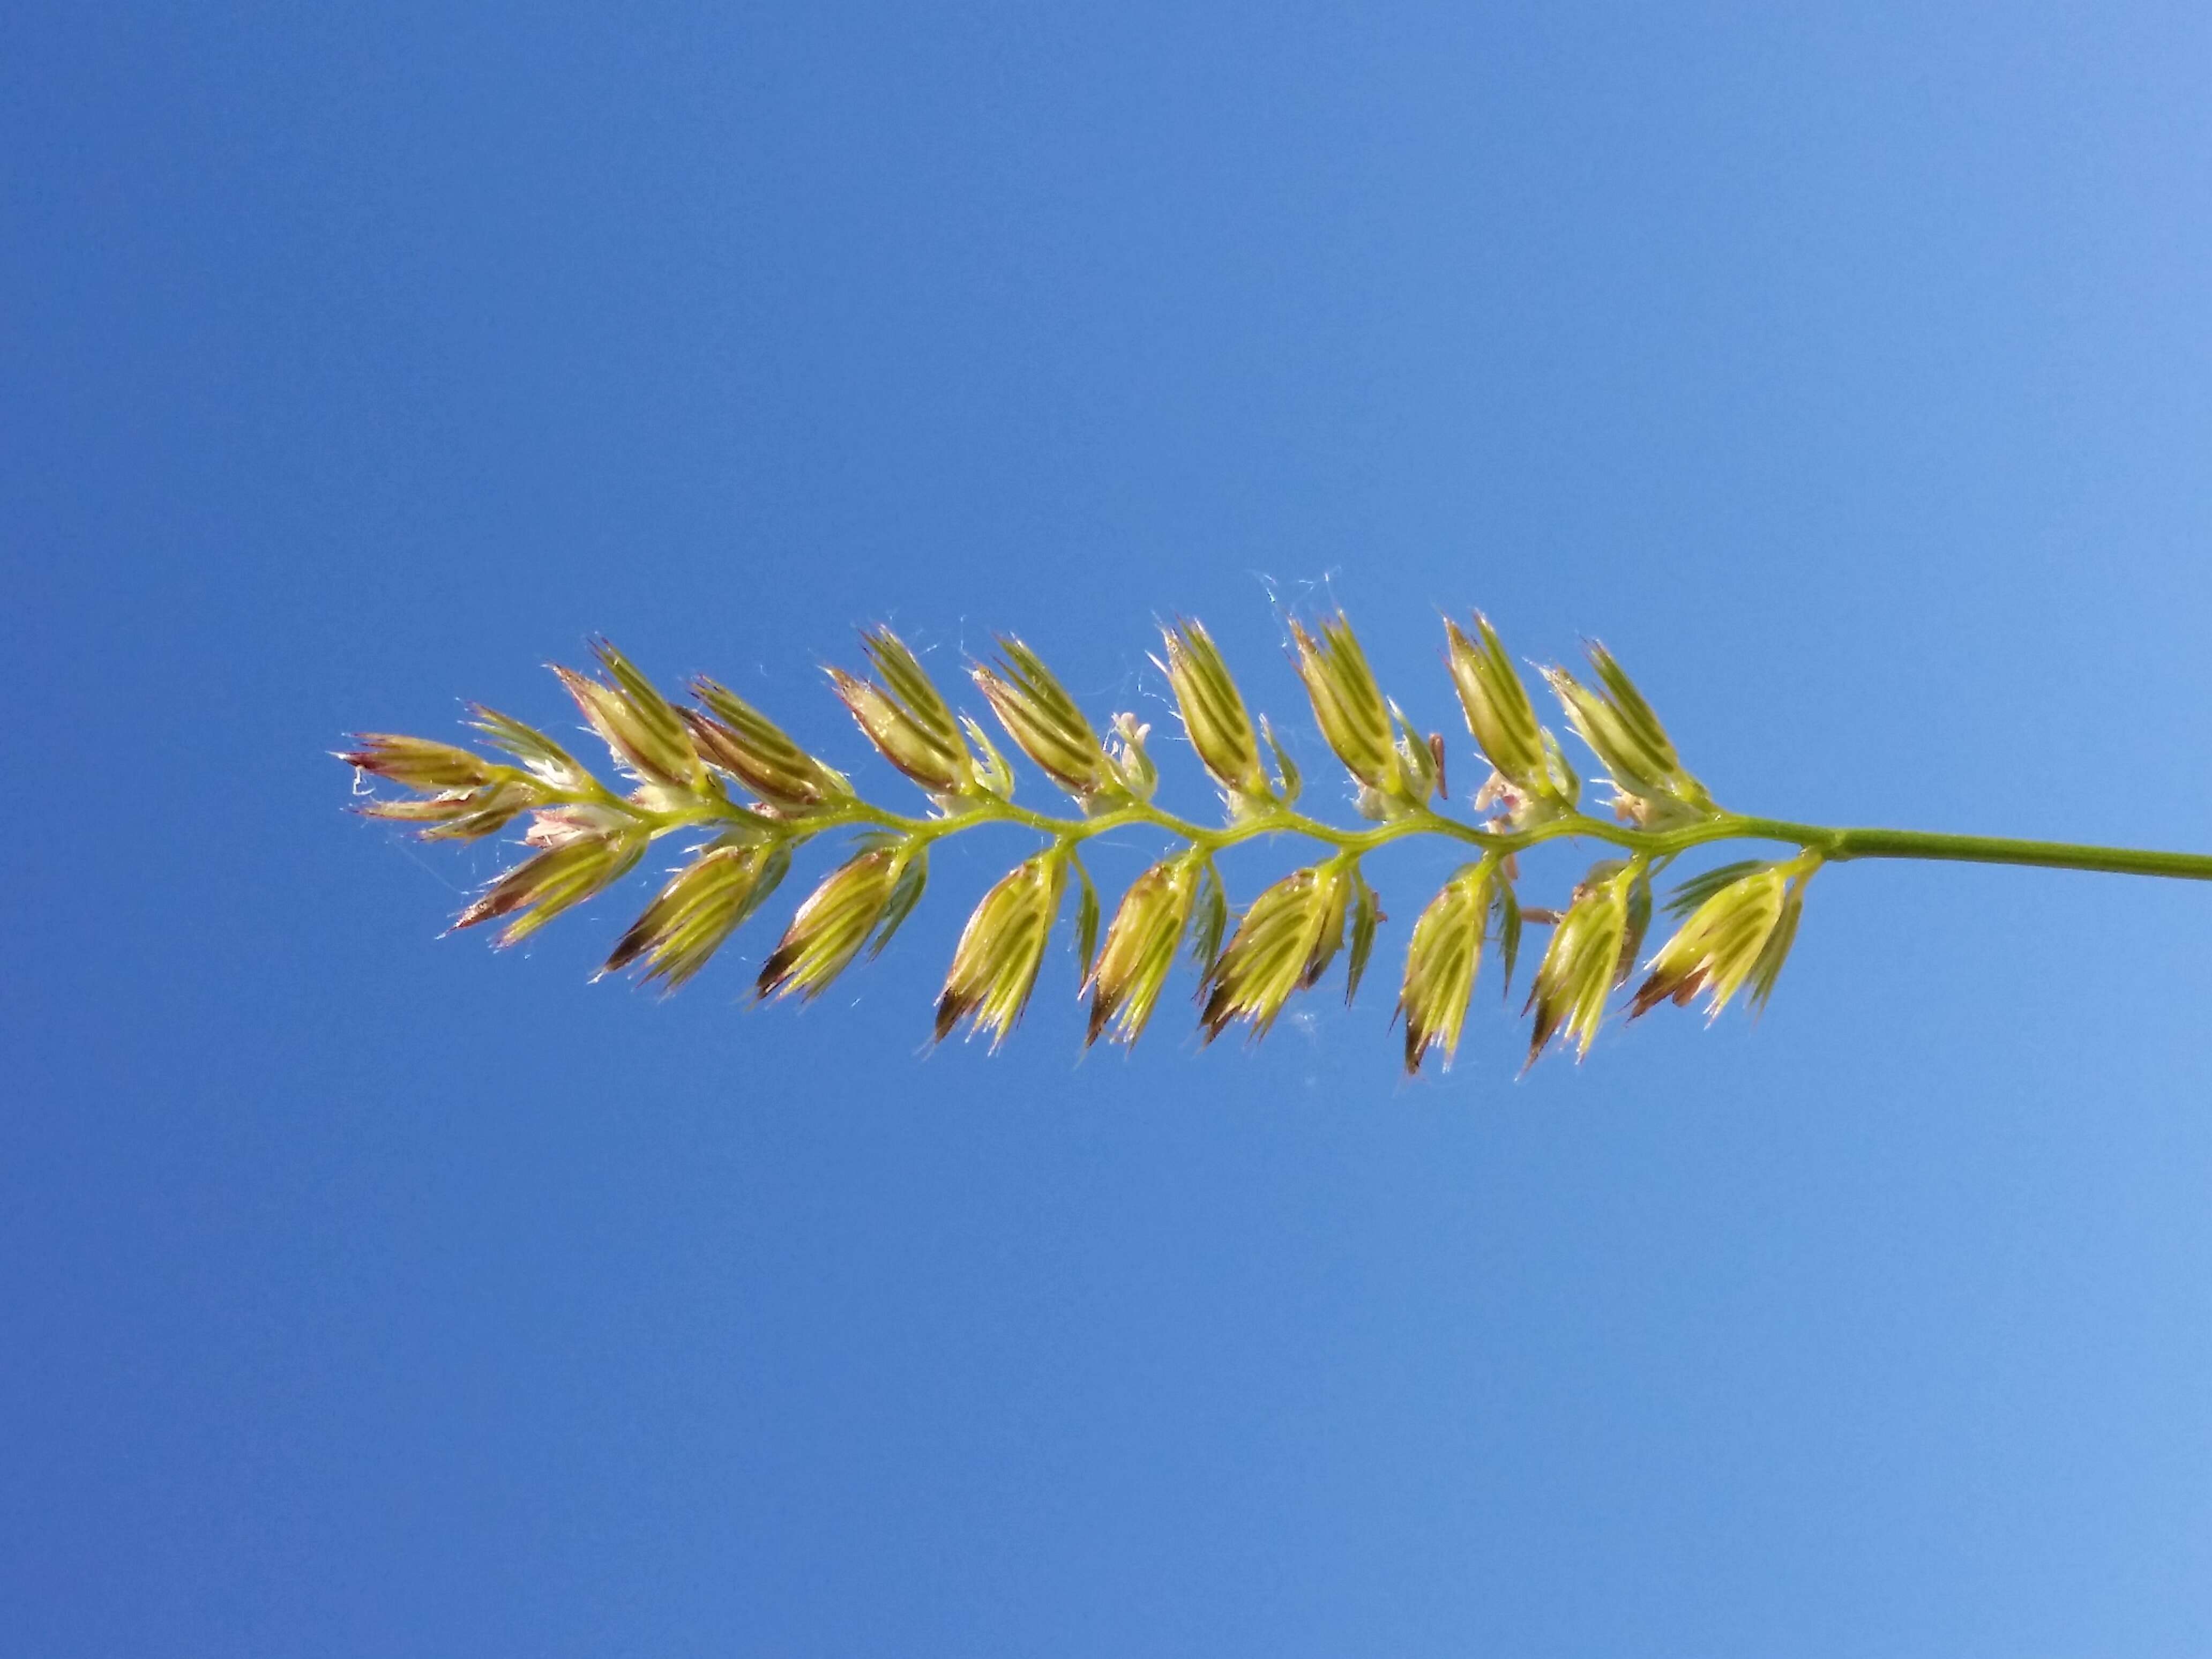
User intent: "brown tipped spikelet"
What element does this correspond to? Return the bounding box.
[1398,859,1498,1073]
[350,601,2212,1073]
[936,850,1067,1047]
[605,837,791,990]
[1631,858,1813,1020]
[342,733,540,841]
[1198,860,1357,1041]
[1525,861,1639,1065]
[756,847,906,1001]
[1086,854,1203,1047]
[453,813,648,947]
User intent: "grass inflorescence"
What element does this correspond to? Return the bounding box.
[340,611,2212,1073]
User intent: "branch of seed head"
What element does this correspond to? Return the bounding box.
[341,614,1818,1070]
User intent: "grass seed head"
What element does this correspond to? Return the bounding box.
[343,602,1858,1072]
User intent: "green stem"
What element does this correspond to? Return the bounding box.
[595,782,2212,886]
[1735,820,2212,883]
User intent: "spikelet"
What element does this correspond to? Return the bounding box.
[1525,861,1639,1065]
[936,850,1067,1047]
[756,847,907,1001]
[1087,855,1203,1047]
[468,706,596,793]
[1543,644,1712,826]
[604,837,792,990]
[1288,614,1402,805]
[554,640,704,790]
[1398,860,1497,1073]
[1198,860,1357,1041]
[341,733,540,842]
[827,628,975,796]
[971,638,1116,800]
[453,816,648,947]
[1156,618,1271,804]
[1443,612,1581,821]
[686,679,849,815]
[1631,860,1813,1020]
[340,734,497,791]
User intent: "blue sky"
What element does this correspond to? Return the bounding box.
[8,3,2212,1652]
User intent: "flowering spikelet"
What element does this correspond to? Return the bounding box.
[1289,615,1402,804]
[1156,618,1271,803]
[341,734,496,791]
[1086,855,1202,1047]
[827,628,974,796]
[685,679,848,815]
[1544,644,1712,825]
[1199,860,1356,1041]
[467,706,596,793]
[971,638,1115,799]
[341,734,541,840]
[936,850,1068,1047]
[1398,859,1496,1073]
[554,640,704,790]
[352,781,540,839]
[1443,613,1580,819]
[756,847,905,1000]
[1631,861,1810,1019]
[1525,861,1638,1064]
[1104,712,1157,802]
[603,837,791,990]
[453,814,648,947]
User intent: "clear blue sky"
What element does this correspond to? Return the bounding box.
[9,3,2212,1652]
